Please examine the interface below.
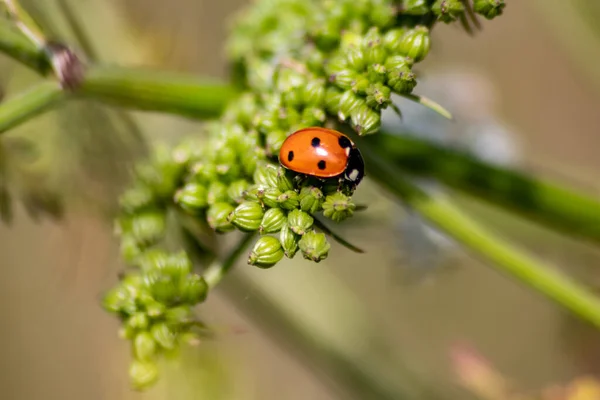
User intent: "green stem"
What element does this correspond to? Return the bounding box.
[202,233,256,289]
[0,17,50,73]
[76,66,237,119]
[373,132,600,245]
[356,136,600,328]
[0,80,64,134]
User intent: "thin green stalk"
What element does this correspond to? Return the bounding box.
[77,66,237,119]
[0,17,49,73]
[202,233,256,289]
[0,80,64,133]
[372,132,600,245]
[356,137,600,328]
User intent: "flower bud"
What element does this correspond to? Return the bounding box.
[129,360,159,390]
[299,186,324,213]
[266,129,288,155]
[301,107,327,126]
[120,235,143,263]
[302,79,326,106]
[180,274,208,304]
[365,43,388,66]
[134,332,157,362]
[351,77,370,95]
[401,0,430,15]
[398,26,431,63]
[230,201,264,232]
[126,312,150,331]
[287,209,314,235]
[145,273,178,304]
[325,87,344,115]
[276,168,295,192]
[207,181,229,205]
[322,192,357,222]
[369,2,395,28]
[366,63,387,84]
[253,163,278,188]
[279,223,299,258]
[338,90,366,121]
[102,286,129,313]
[365,83,392,109]
[248,236,284,268]
[387,65,417,94]
[331,70,360,91]
[150,322,176,350]
[119,185,155,214]
[260,207,287,234]
[432,0,465,23]
[190,161,218,184]
[228,179,250,204]
[351,104,381,135]
[277,190,300,210]
[207,202,235,233]
[298,231,331,262]
[346,47,367,72]
[175,183,208,214]
[257,187,282,208]
[324,55,349,77]
[125,212,166,246]
[473,0,505,19]
[383,29,407,53]
[165,306,193,324]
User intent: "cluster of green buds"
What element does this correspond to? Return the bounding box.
[173,120,358,268]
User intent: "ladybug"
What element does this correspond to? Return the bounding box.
[278,127,365,186]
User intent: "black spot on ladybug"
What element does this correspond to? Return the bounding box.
[311,137,321,147]
[338,136,351,149]
[287,151,294,162]
[317,160,326,170]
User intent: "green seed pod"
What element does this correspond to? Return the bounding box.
[137,249,169,273]
[228,179,250,204]
[351,104,381,135]
[279,223,299,258]
[145,273,178,304]
[298,231,331,262]
[150,322,176,350]
[365,43,388,66]
[302,79,326,106]
[260,207,287,234]
[300,107,327,126]
[366,83,392,109]
[287,209,314,235]
[175,183,208,214]
[119,234,144,263]
[473,0,505,19]
[248,236,284,268]
[134,332,157,362]
[401,0,430,15]
[102,286,129,314]
[384,55,413,71]
[322,192,357,222]
[398,26,431,63]
[230,201,264,232]
[253,163,278,189]
[119,184,156,214]
[207,181,229,205]
[331,69,360,91]
[119,325,136,340]
[278,190,300,210]
[432,0,465,22]
[325,87,344,115]
[338,90,366,121]
[164,305,193,325]
[190,162,218,184]
[369,2,395,28]
[366,63,387,84]
[276,168,295,192]
[127,312,150,331]
[257,187,282,208]
[387,65,417,94]
[143,299,166,318]
[165,252,192,280]
[180,274,208,304]
[383,29,407,53]
[129,360,159,390]
[299,186,324,213]
[346,47,367,72]
[207,202,236,233]
[324,55,349,76]
[351,76,370,95]
[266,129,288,155]
[127,211,166,246]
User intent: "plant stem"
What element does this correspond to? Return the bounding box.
[356,136,600,328]
[202,233,256,289]
[0,80,64,134]
[373,132,600,245]
[76,66,237,119]
[0,17,50,73]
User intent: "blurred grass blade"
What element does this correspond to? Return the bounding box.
[78,66,237,119]
[400,93,453,120]
[374,132,600,246]
[0,80,64,134]
[356,135,600,329]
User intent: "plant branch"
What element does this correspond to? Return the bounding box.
[0,15,50,73]
[202,233,256,289]
[355,136,600,329]
[373,131,600,246]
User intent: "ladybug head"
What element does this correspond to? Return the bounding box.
[344,147,365,186]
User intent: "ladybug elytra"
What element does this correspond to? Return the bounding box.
[278,127,365,186]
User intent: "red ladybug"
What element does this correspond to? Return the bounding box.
[278,127,365,185]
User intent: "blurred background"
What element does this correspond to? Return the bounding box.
[1,1,600,399]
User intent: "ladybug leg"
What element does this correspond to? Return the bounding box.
[336,176,345,192]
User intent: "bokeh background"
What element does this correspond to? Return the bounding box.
[1,1,600,399]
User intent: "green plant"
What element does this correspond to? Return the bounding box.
[4,0,600,392]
